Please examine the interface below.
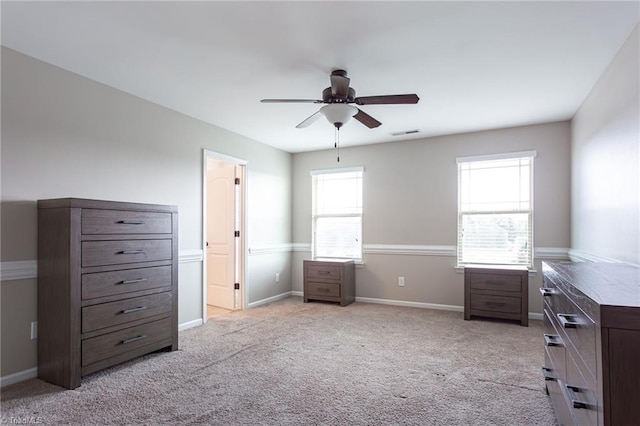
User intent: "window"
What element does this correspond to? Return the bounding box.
[457,151,535,267]
[311,167,363,260]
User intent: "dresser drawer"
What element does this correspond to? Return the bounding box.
[470,294,521,314]
[305,282,340,298]
[82,239,172,267]
[553,290,597,380]
[565,352,598,425]
[82,209,172,235]
[82,317,172,367]
[306,264,341,281]
[544,309,566,384]
[82,266,172,300]
[544,349,573,426]
[82,292,172,333]
[469,273,522,292]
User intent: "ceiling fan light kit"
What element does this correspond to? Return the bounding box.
[261,69,420,131]
[320,104,358,129]
[261,69,420,160]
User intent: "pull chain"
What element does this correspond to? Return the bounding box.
[334,127,340,163]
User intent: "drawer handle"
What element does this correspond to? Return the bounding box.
[484,301,506,307]
[121,306,147,314]
[543,333,563,347]
[120,278,148,285]
[317,287,331,293]
[119,250,145,255]
[317,271,331,275]
[486,280,504,286]
[541,367,556,381]
[557,313,580,328]
[118,220,145,225]
[565,385,590,409]
[539,288,556,297]
[121,334,147,345]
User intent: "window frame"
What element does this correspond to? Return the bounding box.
[456,151,536,268]
[310,166,364,261]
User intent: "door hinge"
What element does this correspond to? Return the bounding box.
[235,177,240,185]
[234,283,240,290]
[234,230,240,238]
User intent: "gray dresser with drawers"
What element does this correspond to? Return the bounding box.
[38,198,178,389]
[542,261,640,425]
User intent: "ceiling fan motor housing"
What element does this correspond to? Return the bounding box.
[322,87,356,103]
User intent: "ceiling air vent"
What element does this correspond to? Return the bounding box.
[390,129,420,137]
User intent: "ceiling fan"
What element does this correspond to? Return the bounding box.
[261,69,420,130]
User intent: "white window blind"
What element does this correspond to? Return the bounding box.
[457,152,535,267]
[311,167,363,259]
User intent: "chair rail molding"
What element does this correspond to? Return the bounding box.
[0,260,38,281]
[1,250,204,282]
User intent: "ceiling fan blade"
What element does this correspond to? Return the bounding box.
[330,70,350,99]
[354,108,382,129]
[354,94,420,105]
[296,110,323,128]
[261,99,323,103]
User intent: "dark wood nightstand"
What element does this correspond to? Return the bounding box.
[303,259,355,306]
[464,266,528,326]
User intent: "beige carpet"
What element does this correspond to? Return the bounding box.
[1,297,556,425]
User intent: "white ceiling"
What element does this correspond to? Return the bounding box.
[2,1,638,153]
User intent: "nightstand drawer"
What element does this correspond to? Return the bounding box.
[306,264,341,281]
[82,209,172,235]
[305,282,340,297]
[82,266,172,300]
[470,273,522,292]
[82,239,172,267]
[82,292,172,333]
[470,294,521,314]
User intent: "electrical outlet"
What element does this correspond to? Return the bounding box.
[398,277,405,287]
[30,321,38,340]
[275,272,280,283]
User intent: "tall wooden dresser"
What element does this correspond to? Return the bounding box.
[38,198,178,389]
[542,261,640,425]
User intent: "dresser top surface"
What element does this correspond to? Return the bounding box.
[305,258,355,265]
[38,198,177,213]
[543,261,640,308]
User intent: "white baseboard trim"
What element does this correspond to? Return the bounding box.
[355,296,464,312]
[291,291,303,297]
[247,291,294,308]
[529,312,543,321]
[354,296,543,321]
[1,367,38,388]
[179,318,203,331]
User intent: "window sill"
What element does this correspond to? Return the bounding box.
[455,265,537,276]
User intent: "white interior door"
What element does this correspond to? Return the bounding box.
[206,160,236,309]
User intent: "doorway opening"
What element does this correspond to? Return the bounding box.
[202,150,247,322]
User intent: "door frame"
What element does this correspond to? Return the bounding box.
[202,149,248,323]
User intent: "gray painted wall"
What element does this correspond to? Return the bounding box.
[3,25,636,383]
[1,48,293,377]
[292,121,572,313]
[571,25,639,265]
